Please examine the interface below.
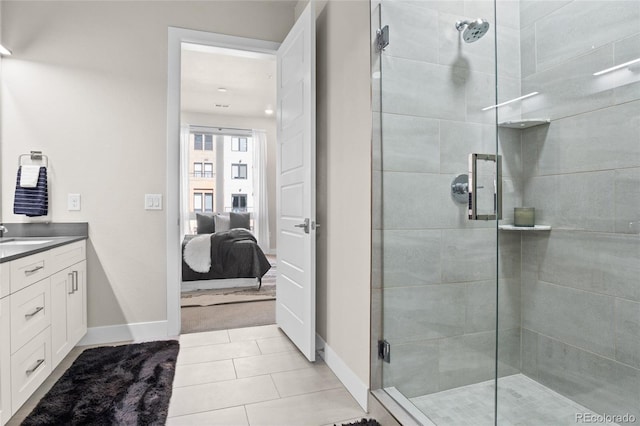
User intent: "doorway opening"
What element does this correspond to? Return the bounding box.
[177,41,278,335]
[167,6,316,359]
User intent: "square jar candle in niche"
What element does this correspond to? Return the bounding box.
[514,207,535,227]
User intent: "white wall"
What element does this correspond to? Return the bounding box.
[315,0,372,387]
[0,0,4,217]
[1,0,373,395]
[1,1,294,328]
[182,111,277,251]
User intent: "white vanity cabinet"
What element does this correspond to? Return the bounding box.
[0,239,86,425]
[0,296,11,426]
[51,260,86,367]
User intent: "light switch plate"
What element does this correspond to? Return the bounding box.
[144,194,163,210]
[68,193,81,211]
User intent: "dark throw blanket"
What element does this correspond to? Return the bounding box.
[22,340,179,426]
[182,230,271,282]
[210,228,257,273]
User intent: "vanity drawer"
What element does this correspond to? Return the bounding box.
[49,240,86,275]
[10,251,51,294]
[10,278,51,354]
[10,327,51,415]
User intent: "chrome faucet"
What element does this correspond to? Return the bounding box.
[0,225,7,236]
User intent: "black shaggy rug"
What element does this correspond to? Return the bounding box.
[337,419,381,426]
[22,340,179,426]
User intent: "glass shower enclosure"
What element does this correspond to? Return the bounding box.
[371,0,640,424]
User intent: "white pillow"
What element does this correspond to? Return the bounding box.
[214,214,231,232]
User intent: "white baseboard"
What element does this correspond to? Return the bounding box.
[78,320,170,346]
[316,334,368,411]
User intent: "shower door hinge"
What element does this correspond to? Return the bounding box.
[376,25,389,51]
[378,339,391,363]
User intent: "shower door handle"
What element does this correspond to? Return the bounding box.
[468,153,502,220]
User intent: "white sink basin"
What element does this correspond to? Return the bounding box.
[0,239,52,246]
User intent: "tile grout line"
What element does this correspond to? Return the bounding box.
[232,356,239,379]
[269,373,283,399]
[243,405,251,426]
[176,341,263,366]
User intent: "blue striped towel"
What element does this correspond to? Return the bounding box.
[14,166,48,217]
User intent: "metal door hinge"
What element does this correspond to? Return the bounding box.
[376,25,389,51]
[378,339,391,363]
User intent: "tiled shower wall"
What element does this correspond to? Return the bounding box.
[372,0,524,398]
[518,0,640,417]
[372,0,640,416]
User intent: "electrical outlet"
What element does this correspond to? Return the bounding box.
[68,194,81,211]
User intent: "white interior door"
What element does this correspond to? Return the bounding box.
[276,0,316,362]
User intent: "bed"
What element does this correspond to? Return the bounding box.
[181,213,271,292]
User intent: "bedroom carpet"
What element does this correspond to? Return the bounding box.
[181,300,275,333]
[21,340,179,426]
[180,283,275,307]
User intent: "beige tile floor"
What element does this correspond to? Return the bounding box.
[8,325,367,426]
[169,325,367,426]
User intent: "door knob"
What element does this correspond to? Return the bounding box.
[294,218,310,233]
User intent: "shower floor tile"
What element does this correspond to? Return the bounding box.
[410,374,618,426]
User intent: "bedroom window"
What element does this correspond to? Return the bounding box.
[232,194,247,212]
[231,163,247,179]
[231,137,248,152]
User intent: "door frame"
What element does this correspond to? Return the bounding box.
[166,27,280,337]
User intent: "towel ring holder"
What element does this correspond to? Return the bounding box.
[18,151,48,168]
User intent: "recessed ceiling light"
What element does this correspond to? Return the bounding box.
[265,109,274,115]
[217,88,228,92]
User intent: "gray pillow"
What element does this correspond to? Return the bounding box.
[214,214,231,232]
[230,212,251,230]
[196,213,216,234]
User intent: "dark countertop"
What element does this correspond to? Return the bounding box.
[0,236,87,263]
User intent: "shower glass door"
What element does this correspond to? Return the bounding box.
[373,0,505,423]
[373,0,640,424]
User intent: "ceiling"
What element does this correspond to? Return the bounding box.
[180,45,277,118]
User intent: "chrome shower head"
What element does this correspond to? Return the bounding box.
[455,18,490,43]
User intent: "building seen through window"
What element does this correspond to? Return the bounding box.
[231,163,248,179]
[231,137,248,152]
[186,130,254,233]
[194,133,213,151]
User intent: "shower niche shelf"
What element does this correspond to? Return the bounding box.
[498,119,551,129]
[499,224,551,231]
